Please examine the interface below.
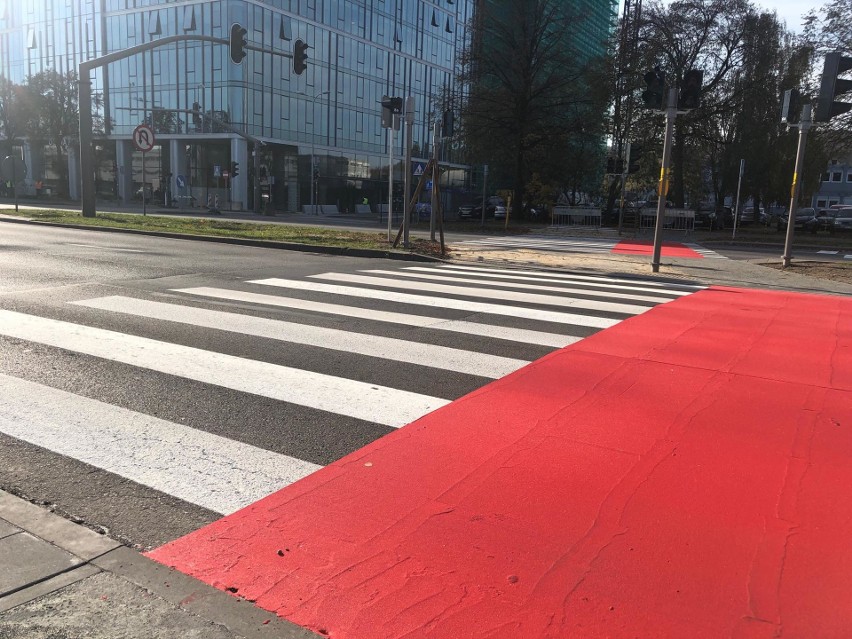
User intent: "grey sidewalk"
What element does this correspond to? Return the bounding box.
[0,491,317,639]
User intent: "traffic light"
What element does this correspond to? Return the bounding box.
[293,39,309,75]
[605,156,622,174]
[814,52,852,122]
[642,68,666,110]
[229,23,248,65]
[381,96,403,129]
[442,109,455,137]
[192,102,201,126]
[231,161,239,178]
[781,88,802,124]
[628,144,643,174]
[678,69,703,110]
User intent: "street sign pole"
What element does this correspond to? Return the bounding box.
[782,104,812,268]
[431,121,440,241]
[142,151,146,216]
[651,89,677,273]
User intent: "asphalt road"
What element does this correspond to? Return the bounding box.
[0,223,706,550]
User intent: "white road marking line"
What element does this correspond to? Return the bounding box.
[0,310,448,429]
[361,269,673,304]
[173,287,581,348]
[249,279,621,329]
[817,250,839,255]
[66,243,146,253]
[434,263,705,291]
[0,373,320,515]
[402,266,691,297]
[73,296,529,379]
[307,272,649,316]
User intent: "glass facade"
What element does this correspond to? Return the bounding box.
[0,0,474,211]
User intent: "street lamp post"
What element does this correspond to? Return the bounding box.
[307,90,330,214]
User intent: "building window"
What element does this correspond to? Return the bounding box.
[847,172,852,182]
[279,16,292,41]
[832,171,842,182]
[27,29,37,49]
[431,10,439,27]
[148,11,162,36]
[183,6,196,32]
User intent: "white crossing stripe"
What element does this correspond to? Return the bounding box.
[402,266,693,297]
[0,373,320,515]
[0,310,448,429]
[683,243,728,259]
[73,296,529,379]
[173,287,581,348]
[307,272,650,315]
[361,269,673,304]
[249,279,621,329]
[434,263,704,291]
[817,250,839,255]
[454,236,618,254]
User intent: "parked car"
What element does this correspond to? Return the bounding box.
[415,202,432,221]
[696,206,733,230]
[817,206,852,234]
[470,196,506,220]
[738,206,764,225]
[776,207,817,233]
[493,204,507,220]
[457,204,475,220]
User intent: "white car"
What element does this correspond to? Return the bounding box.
[493,205,507,219]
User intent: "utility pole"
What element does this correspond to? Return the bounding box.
[651,88,677,273]
[732,159,744,240]
[481,164,488,227]
[782,104,812,268]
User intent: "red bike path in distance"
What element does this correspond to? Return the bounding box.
[612,239,704,258]
[150,286,852,638]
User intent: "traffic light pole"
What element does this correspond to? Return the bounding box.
[651,89,677,273]
[403,98,414,249]
[388,117,396,242]
[782,104,812,269]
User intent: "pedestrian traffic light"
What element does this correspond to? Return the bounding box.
[381,96,403,129]
[293,39,309,75]
[642,68,666,110]
[442,109,455,137]
[628,144,643,174]
[231,161,239,178]
[678,69,703,110]
[192,102,201,126]
[229,23,248,65]
[814,52,852,123]
[781,88,802,124]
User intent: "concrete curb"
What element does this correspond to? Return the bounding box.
[0,491,318,637]
[0,215,441,263]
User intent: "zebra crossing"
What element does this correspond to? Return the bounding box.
[453,235,729,259]
[0,264,705,528]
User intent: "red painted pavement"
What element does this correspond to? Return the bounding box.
[612,239,703,258]
[149,286,852,638]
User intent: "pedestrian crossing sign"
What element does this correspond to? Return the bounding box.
[413,163,425,176]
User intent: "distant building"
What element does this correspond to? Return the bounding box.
[812,157,852,209]
[0,0,473,211]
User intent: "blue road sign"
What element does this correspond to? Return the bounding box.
[426,180,433,190]
[413,163,425,176]
[176,175,186,188]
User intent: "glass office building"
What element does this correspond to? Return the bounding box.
[0,0,474,211]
